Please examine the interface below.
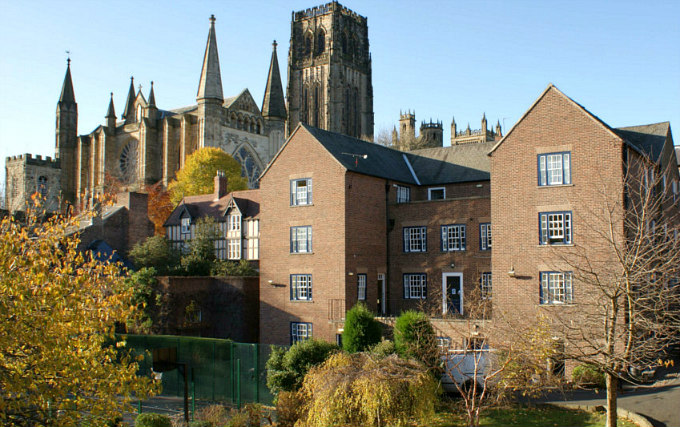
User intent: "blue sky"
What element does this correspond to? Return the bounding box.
[1,0,678,183]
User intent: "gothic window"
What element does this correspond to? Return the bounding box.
[302,87,309,125]
[315,30,325,56]
[341,32,348,54]
[304,32,313,56]
[313,86,320,127]
[119,140,139,184]
[37,176,48,199]
[234,145,262,189]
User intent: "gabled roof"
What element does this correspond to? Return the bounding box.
[164,189,260,227]
[224,89,261,115]
[614,122,670,163]
[260,124,493,186]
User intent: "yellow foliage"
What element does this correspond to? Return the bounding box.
[0,208,159,426]
[296,352,438,427]
[168,147,248,205]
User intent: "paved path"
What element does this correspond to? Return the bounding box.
[538,362,680,427]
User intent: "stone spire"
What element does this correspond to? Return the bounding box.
[196,14,223,103]
[261,40,286,119]
[58,58,76,106]
[122,76,136,122]
[148,81,156,106]
[106,92,116,118]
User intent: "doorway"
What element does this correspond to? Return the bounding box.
[442,272,463,315]
[377,273,386,315]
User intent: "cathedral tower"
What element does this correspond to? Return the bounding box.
[286,2,374,141]
[55,58,78,205]
[196,14,224,148]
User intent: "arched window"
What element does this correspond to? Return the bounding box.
[313,85,320,127]
[37,176,48,199]
[233,145,262,189]
[315,30,325,56]
[304,32,313,56]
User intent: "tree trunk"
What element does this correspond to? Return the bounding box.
[605,372,618,427]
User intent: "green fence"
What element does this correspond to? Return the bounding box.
[122,334,277,406]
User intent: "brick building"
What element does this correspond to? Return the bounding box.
[258,124,494,345]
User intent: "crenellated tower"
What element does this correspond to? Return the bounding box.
[286,2,374,141]
[55,58,78,205]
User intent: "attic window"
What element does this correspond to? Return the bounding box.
[181,217,191,234]
[428,187,445,200]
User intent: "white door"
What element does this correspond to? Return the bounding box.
[442,272,463,315]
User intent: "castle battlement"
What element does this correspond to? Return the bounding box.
[294,2,366,23]
[6,153,60,168]
[421,120,442,130]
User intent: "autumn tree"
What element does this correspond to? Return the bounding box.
[0,201,158,425]
[547,156,680,427]
[168,147,247,205]
[145,181,174,235]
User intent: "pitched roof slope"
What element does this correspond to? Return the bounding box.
[164,189,260,226]
[303,125,419,184]
[614,122,670,162]
[407,142,494,184]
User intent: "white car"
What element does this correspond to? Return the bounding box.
[440,349,495,393]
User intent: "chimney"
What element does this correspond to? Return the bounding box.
[214,170,228,200]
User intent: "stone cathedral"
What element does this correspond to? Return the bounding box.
[5,2,375,213]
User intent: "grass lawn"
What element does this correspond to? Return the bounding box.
[429,404,639,427]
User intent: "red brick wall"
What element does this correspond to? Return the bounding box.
[259,127,348,345]
[490,87,625,340]
[388,194,491,318]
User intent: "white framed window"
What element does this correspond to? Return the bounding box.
[291,274,312,301]
[228,239,241,260]
[403,273,427,299]
[181,217,191,234]
[540,271,573,304]
[228,214,241,232]
[428,187,445,200]
[538,152,571,186]
[436,336,452,351]
[290,226,312,253]
[290,178,312,206]
[539,211,572,245]
[357,274,366,300]
[291,322,312,344]
[480,223,491,250]
[480,272,492,299]
[403,226,427,252]
[396,185,410,203]
[441,224,466,251]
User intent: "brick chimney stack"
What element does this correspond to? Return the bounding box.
[214,170,228,200]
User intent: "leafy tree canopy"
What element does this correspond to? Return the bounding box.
[168,147,247,205]
[0,207,158,425]
[342,303,382,353]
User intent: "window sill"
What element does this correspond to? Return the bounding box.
[290,299,314,303]
[441,250,466,253]
[539,303,575,307]
[290,252,314,255]
[290,203,314,208]
[537,184,574,189]
[537,244,574,248]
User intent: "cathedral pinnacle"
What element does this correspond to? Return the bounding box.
[58,57,76,106]
[106,92,116,118]
[262,38,286,119]
[197,14,224,102]
[122,76,136,121]
[148,81,156,106]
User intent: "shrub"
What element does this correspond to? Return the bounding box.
[129,235,180,275]
[369,338,396,359]
[275,391,304,427]
[297,352,439,427]
[188,421,212,427]
[135,413,172,427]
[342,303,382,353]
[193,404,229,426]
[226,403,262,427]
[394,310,439,369]
[572,364,605,388]
[211,259,259,276]
[265,339,339,395]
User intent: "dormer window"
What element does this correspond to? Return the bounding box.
[228,214,241,232]
[428,187,445,200]
[181,217,191,234]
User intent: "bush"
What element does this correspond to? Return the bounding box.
[135,413,172,427]
[193,404,229,426]
[369,338,396,359]
[342,303,382,353]
[275,391,304,427]
[297,352,439,426]
[130,235,180,275]
[188,421,212,427]
[211,259,259,276]
[265,339,339,395]
[572,364,605,388]
[394,310,439,369]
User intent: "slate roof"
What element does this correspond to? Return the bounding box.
[300,125,493,185]
[407,142,494,185]
[614,122,670,162]
[163,189,260,227]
